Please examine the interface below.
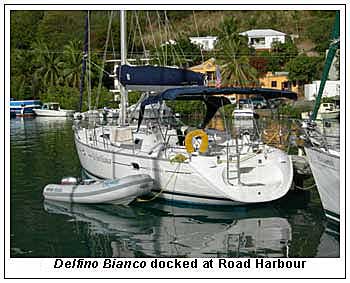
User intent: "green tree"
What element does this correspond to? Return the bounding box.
[306,11,336,52]
[270,38,299,67]
[220,52,258,87]
[11,48,40,99]
[258,50,282,73]
[36,11,85,50]
[216,31,258,87]
[62,40,83,88]
[285,54,323,94]
[10,11,44,49]
[32,41,64,89]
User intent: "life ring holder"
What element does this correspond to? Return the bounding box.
[184,129,209,154]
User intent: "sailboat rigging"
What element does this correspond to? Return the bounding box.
[73,10,296,206]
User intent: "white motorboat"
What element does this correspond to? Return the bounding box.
[43,175,153,205]
[301,103,340,120]
[233,102,259,133]
[34,102,75,117]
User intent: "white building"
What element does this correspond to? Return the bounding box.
[239,29,287,50]
[189,36,218,51]
[304,80,340,101]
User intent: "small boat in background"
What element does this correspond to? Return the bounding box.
[10,98,42,117]
[301,102,340,120]
[73,109,100,120]
[43,175,154,205]
[33,102,75,117]
[233,100,259,133]
[99,107,119,119]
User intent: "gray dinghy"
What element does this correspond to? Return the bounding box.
[43,175,153,205]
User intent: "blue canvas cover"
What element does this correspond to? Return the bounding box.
[137,86,297,129]
[117,65,204,87]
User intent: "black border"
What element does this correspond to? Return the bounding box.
[3,3,347,280]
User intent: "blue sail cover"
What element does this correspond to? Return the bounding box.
[117,65,204,87]
[137,86,297,129]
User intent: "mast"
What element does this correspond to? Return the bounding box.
[119,10,127,126]
[311,11,340,120]
[78,11,89,112]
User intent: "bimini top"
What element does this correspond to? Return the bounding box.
[138,86,297,129]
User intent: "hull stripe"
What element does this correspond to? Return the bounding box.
[325,209,340,222]
[44,180,152,198]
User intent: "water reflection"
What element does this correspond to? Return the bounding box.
[43,200,292,258]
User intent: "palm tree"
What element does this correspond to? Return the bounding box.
[221,59,258,87]
[216,34,258,87]
[62,40,83,88]
[32,41,64,88]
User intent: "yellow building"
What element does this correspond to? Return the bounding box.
[189,58,217,87]
[259,71,299,94]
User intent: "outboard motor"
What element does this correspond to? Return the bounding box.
[61,177,78,185]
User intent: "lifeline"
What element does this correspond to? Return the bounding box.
[255,259,306,269]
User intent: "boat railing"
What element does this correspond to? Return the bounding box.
[74,119,261,177]
[297,118,340,152]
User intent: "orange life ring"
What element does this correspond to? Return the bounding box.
[184,129,209,153]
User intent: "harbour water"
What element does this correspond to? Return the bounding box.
[10,117,339,258]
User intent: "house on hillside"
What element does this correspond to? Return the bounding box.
[259,71,300,96]
[189,58,217,86]
[239,29,287,51]
[189,36,218,51]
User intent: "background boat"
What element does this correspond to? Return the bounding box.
[10,98,42,117]
[301,102,340,120]
[33,102,75,117]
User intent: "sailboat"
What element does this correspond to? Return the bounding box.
[73,11,296,206]
[301,11,340,224]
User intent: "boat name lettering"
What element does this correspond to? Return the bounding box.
[46,187,62,192]
[87,152,111,164]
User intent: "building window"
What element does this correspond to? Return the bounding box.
[271,81,277,87]
[251,37,265,45]
[282,81,290,90]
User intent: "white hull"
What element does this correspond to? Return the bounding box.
[317,111,340,120]
[301,110,340,120]
[43,175,153,204]
[74,127,293,206]
[304,147,340,222]
[34,109,75,117]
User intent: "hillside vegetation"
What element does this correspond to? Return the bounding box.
[10,10,337,109]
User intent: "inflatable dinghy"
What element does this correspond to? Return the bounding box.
[43,174,153,205]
